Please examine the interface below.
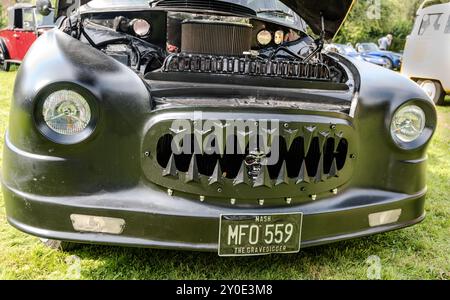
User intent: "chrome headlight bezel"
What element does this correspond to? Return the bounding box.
[131,18,151,37]
[256,30,272,46]
[34,83,98,145]
[274,30,284,45]
[389,101,436,150]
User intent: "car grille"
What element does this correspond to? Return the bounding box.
[155,134,348,183]
[141,113,356,205]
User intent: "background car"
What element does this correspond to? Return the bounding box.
[401,0,450,106]
[0,3,54,71]
[325,43,388,68]
[356,42,403,70]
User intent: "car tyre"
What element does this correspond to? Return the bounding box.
[418,79,446,106]
[40,238,80,251]
[384,58,393,70]
[2,62,11,72]
[0,48,10,72]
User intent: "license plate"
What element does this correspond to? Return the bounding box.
[218,213,303,257]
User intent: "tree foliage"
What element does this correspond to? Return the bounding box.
[334,0,449,51]
[0,4,5,29]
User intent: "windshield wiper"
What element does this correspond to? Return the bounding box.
[257,9,293,18]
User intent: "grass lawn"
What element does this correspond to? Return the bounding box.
[0,70,448,280]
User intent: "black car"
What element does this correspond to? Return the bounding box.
[2,0,437,256]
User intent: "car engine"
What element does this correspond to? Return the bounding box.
[60,7,348,84]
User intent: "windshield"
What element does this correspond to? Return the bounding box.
[86,0,304,29]
[336,44,357,55]
[360,43,379,52]
[35,10,55,27]
[224,0,304,28]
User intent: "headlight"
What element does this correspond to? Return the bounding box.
[274,30,284,45]
[131,19,151,37]
[257,30,272,46]
[390,105,426,143]
[42,90,91,135]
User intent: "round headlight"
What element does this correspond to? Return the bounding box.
[257,30,272,46]
[43,90,91,136]
[274,30,284,45]
[391,105,426,143]
[131,19,151,37]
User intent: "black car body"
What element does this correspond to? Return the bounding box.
[2,0,437,255]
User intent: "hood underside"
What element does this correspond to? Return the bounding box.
[56,0,355,39]
[282,0,355,38]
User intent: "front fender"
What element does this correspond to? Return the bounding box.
[348,58,437,193]
[0,36,11,59]
[5,29,151,195]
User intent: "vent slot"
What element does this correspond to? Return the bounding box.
[155,0,257,16]
[163,53,332,81]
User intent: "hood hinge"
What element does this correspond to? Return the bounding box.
[304,12,326,62]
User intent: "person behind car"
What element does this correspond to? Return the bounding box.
[378,34,393,50]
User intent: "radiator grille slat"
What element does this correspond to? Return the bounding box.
[163,53,331,81]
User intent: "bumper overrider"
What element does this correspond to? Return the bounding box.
[2,31,436,252]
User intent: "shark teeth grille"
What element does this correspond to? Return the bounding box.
[156,131,348,186]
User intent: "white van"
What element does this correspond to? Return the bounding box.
[402,0,450,105]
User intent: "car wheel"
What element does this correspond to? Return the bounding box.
[418,80,446,105]
[40,238,80,251]
[0,48,10,72]
[384,58,393,70]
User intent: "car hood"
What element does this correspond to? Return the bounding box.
[360,54,385,62]
[55,0,355,39]
[367,50,403,58]
[281,0,355,38]
[382,50,403,57]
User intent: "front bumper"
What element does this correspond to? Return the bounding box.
[3,181,426,251]
[2,118,428,252]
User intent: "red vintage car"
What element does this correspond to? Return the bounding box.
[0,3,54,71]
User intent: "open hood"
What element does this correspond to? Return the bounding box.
[55,0,355,39]
[281,0,355,39]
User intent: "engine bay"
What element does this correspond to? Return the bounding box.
[60,8,349,84]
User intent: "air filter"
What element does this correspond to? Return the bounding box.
[181,20,252,56]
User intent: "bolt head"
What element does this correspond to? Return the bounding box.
[200,195,205,202]
[259,199,265,206]
[311,194,317,201]
[332,188,338,195]
[286,198,292,204]
[167,189,173,196]
[230,198,236,205]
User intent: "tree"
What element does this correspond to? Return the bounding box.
[0,4,6,29]
[334,0,449,51]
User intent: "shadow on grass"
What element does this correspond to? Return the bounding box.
[441,96,450,107]
[62,228,420,279]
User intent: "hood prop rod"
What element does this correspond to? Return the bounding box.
[304,12,326,62]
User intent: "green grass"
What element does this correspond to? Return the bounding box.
[0,70,448,280]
